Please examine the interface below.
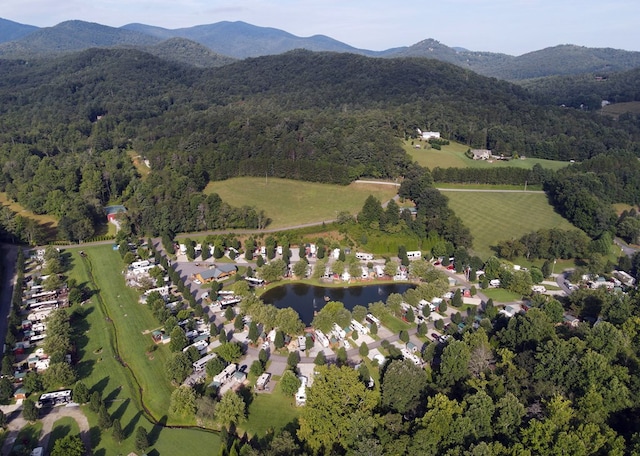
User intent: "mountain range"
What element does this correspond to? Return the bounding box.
[1,18,640,80]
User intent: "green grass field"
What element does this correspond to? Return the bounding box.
[241,380,300,437]
[48,417,80,453]
[65,246,222,455]
[404,140,569,171]
[204,178,398,229]
[442,190,577,259]
[482,288,524,302]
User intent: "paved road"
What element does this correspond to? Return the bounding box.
[0,244,19,368]
[437,188,545,193]
[614,237,640,257]
[1,404,92,456]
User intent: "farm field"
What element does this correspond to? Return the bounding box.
[403,140,570,171]
[65,246,222,455]
[442,190,577,259]
[204,177,398,229]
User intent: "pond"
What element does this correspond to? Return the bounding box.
[261,282,415,326]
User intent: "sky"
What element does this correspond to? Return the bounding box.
[1,0,639,55]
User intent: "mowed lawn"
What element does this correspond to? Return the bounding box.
[442,191,577,259]
[66,247,222,455]
[404,140,569,171]
[204,178,398,228]
[242,380,300,437]
[48,417,80,453]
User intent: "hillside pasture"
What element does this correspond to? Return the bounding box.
[404,140,569,171]
[442,190,577,259]
[204,178,398,228]
[600,101,640,120]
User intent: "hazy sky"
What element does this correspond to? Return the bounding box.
[2,0,638,55]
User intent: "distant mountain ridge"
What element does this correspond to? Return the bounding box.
[1,18,640,80]
[0,18,38,42]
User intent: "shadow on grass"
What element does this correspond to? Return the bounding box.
[111,398,130,423]
[91,376,110,397]
[149,415,167,446]
[47,424,71,453]
[104,386,123,405]
[12,424,42,455]
[124,410,143,439]
[89,425,102,450]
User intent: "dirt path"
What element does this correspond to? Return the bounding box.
[2,405,92,456]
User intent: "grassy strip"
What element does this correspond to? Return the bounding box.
[482,288,524,303]
[68,247,222,454]
[380,314,412,333]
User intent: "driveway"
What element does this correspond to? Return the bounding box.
[2,404,92,455]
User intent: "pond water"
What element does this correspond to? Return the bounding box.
[261,282,415,326]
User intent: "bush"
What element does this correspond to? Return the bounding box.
[23,398,39,422]
[434,319,444,330]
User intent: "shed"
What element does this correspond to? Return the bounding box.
[14,387,27,400]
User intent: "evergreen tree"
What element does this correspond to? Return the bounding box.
[112,418,124,443]
[98,404,112,430]
[274,330,285,349]
[135,426,150,452]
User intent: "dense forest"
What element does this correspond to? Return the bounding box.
[0,47,639,239]
[523,67,640,110]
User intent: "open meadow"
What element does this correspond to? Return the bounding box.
[404,140,570,171]
[442,190,577,259]
[204,177,398,229]
[600,101,640,120]
[65,246,222,455]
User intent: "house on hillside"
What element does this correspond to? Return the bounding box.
[416,128,441,140]
[471,149,491,160]
[195,264,237,283]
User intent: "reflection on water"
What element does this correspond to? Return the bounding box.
[261,282,415,326]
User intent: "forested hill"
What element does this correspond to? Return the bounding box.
[2,19,640,81]
[522,67,640,111]
[0,47,639,239]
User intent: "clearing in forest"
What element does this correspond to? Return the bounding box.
[404,139,569,171]
[204,177,398,229]
[442,190,577,259]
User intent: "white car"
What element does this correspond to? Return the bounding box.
[193,279,202,285]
